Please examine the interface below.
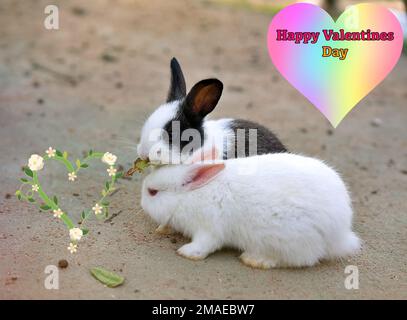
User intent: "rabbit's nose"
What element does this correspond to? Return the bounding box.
[137,147,149,161]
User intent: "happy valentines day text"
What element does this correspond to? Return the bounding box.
[276,29,395,60]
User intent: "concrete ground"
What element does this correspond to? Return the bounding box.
[0,0,406,299]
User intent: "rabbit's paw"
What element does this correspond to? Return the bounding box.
[155,224,174,235]
[177,243,209,261]
[239,252,277,269]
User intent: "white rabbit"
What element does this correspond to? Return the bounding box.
[141,151,361,268]
[136,57,286,165]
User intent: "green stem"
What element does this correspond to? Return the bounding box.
[80,173,116,227]
[82,152,104,163]
[90,152,104,158]
[30,151,112,230]
[33,172,75,229]
[73,152,104,174]
[54,155,75,173]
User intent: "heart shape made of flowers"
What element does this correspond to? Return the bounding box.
[16,148,123,254]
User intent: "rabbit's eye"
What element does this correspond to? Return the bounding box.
[148,188,158,196]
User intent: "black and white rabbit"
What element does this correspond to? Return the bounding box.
[137,58,287,164]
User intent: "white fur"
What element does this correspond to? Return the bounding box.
[141,153,361,268]
[137,99,234,163]
[137,101,179,162]
[201,118,234,159]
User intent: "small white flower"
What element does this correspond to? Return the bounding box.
[53,208,63,218]
[32,184,39,192]
[68,172,77,181]
[102,152,117,166]
[92,203,103,215]
[28,154,44,171]
[45,147,56,158]
[107,166,117,177]
[67,243,77,254]
[69,228,83,242]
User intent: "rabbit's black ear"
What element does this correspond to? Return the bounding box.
[167,57,187,102]
[183,79,223,119]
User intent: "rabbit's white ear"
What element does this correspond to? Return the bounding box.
[190,145,219,163]
[183,163,225,190]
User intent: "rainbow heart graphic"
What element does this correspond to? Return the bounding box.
[267,3,403,127]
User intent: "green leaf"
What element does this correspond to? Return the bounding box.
[134,158,150,172]
[101,190,107,197]
[81,211,86,219]
[80,163,89,168]
[113,172,123,182]
[56,150,63,157]
[17,194,22,201]
[76,159,81,168]
[15,190,21,196]
[90,267,124,288]
[40,205,51,211]
[105,181,110,190]
[27,197,35,203]
[63,151,68,159]
[88,150,93,156]
[105,208,109,218]
[20,178,29,183]
[24,167,33,178]
[81,228,89,235]
[101,201,109,207]
[53,196,58,205]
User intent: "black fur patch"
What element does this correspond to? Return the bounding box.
[167,58,187,103]
[163,104,205,152]
[227,119,287,158]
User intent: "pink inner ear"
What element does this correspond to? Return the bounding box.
[191,146,219,163]
[185,163,225,190]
